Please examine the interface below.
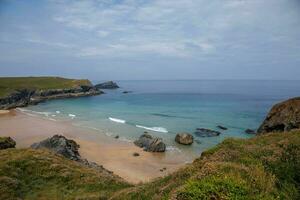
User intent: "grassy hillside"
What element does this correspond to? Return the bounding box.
[0,131,299,199]
[112,131,300,200]
[0,77,92,98]
[0,148,130,200]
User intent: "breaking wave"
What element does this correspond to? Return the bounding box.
[109,117,126,124]
[136,125,168,133]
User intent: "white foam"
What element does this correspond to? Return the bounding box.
[109,117,126,124]
[17,108,51,117]
[135,125,168,133]
[119,137,133,143]
[51,114,56,117]
[56,111,61,114]
[68,114,76,119]
[166,146,182,152]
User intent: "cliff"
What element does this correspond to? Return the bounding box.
[257,97,300,134]
[0,77,102,109]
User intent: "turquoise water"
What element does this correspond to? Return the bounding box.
[23,80,300,156]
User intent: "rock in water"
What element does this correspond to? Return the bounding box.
[175,133,194,145]
[217,125,228,130]
[134,133,166,152]
[257,97,300,134]
[31,135,81,161]
[195,128,221,137]
[95,81,119,89]
[245,129,256,134]
[0,137,16,150]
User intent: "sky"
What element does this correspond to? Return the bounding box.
[0,0,300,80]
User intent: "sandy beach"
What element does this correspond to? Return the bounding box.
[0,109,187,183]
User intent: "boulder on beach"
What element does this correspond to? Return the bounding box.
[31,135,81,161]
[195,128,221,137]
[175,133,194,145]
[95,81,119,89]
[245,129,256,134]
[257,97,300,134]
[0,137,16,150]
[217,125,228,130]
[134,133,166,152]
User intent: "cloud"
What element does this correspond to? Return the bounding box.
[25,39,74,48]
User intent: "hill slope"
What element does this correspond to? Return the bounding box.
[0,148,130,200]
[112,131,300,200]
[0,131,299,199]
[0,77,92,98]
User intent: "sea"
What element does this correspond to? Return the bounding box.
[19,80,300,157]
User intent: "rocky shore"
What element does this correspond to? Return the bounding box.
[0,85,102,110]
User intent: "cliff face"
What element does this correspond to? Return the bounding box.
[257,97,300,134]
[0,85,102,110]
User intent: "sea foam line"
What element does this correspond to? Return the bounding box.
[136,125,168,133]
[109,117,126,124]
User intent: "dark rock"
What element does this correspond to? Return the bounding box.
[122,91,132,94]
[217,125,228,130]
[114,135,119,139]
[0,137,16,150]
[0,86,102,110]
[31,135,81,161]
[133,152,140,157]
[134,133,166,152]
[245,129,256,134]
[30,135,113,174]
[95,81,119,89]
[175,133,193,145]
[195,128,221,137]
[257,97,300,134]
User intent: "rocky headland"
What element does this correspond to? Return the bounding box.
[257,97,300,134]
[0,77,102,110]
[95,81,119,89]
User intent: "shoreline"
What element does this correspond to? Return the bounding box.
[0,109,188,183]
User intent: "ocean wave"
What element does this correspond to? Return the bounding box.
[68,114,76,119]
[109,117,126,124]
[136,125,168,133]
[166,146,182,152]
[56,111,61,114]
[17,108,52,117]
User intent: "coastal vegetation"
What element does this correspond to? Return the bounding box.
[0,77,92,98]
[0,130,299,199]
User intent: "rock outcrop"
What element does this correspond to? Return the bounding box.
[194,128,221,137]
[257,97,300,134]
[175,133,194,145]
[134,133,166,152]
[0,86,102,110]
[217,125,228,130]
[0,137,16,150]
[31,135,110,172]
[95,81,119,89]
[245,129,256,134]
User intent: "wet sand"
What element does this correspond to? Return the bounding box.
[0,109,187,183]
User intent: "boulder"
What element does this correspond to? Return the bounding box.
[0,137,16,150]
[31,135,81,161]
[257,97,300,134]
[245,129,256,134]
[95,81,119,89]
[217,125,228,130]
[122,91,132,94]
[195,128,221,137]
[175,133,194,145]
[134,133,166,152]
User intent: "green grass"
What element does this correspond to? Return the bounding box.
[1,131,299,199]
[0,77,92,98]
[0,148,131,200]
[112,131,300,200]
